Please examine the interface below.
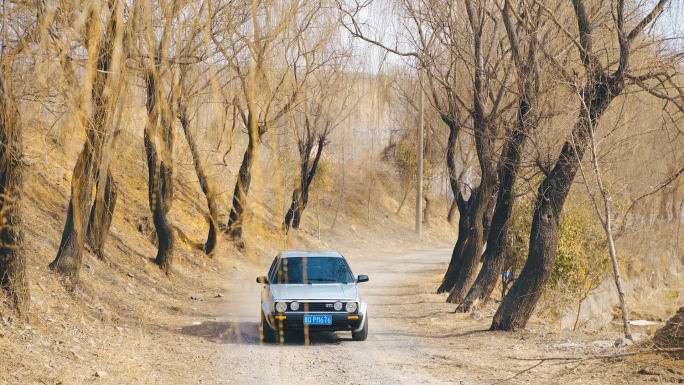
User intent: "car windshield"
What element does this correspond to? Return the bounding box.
[270,257,354,284]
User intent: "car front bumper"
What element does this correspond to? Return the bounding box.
[266,312,365,332]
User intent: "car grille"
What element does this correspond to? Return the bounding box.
[294,302,341,312]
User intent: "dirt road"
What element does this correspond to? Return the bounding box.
[157,247,683,385]
[183,248,455,384]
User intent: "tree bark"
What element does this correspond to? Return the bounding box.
[179,99,219,255]
[284,136,325,231]
[145,132,174,274]
[423,196,430,228]
[457,5,536,312]
[438,210,469,293]
[226,113,258,243]
[446,177,493,304]
[50,3,120,281]
[490,83,617,330]
[144,67,175,274]
[457,102,530,312]
[86,167,117,260]
[50,130,99,281]
[447,199,458,223]
[0,74,28,314]
[437,118,468,294]
[444,4,499,304]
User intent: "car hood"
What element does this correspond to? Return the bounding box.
[270,283,358,301]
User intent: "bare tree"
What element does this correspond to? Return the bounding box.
[284,61,354,231]
[211,0,333,244]
[340,1,509,302]
[50,1,130,281]
[456,0,540,312]
[175,4,221,255]
[574,89,633,338]
[86,0,137,260]
[491,0,672,331]
[140,0,180,274]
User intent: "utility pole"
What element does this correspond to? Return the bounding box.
[416,73,424,239]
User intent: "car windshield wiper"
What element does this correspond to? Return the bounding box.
[310,278,338,283]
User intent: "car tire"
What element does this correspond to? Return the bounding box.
[352,314,368,341]
[261,311,277,343]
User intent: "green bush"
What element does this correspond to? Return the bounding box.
[395,141,432,194]
[552,202,611,293]
[506,192,611,295]
[310,157,332,194]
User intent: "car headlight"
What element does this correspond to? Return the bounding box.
[345,302,358,313]
[275,302,288,313]
[290,301,300,311]
[334,301,343,311]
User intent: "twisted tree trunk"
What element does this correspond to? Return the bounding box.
[0,74,28,314]
[437,119,468,294]
[86,166,117,260]
[179,99,218,255]
[489,0,656,330]
[284,136,325,231]
[51,3,121,281]
[226,113,258,243]
[145,130,175,274]
[457,4,536,312]
[438,211,469,293]
[446,171,495,304]
[491,82,618,330]
[144,64,175,273]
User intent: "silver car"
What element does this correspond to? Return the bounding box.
[256,251,369,343]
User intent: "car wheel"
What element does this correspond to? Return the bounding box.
[352,314,368,341]
[261,311,276,343]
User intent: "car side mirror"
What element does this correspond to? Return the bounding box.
[256,276,269,284]
[357,275,369,283]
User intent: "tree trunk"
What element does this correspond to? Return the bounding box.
[423,196,430,228]
[491,81,618,330]
[145,131,174,274]
[50,136,98,281]
[0,74,28,314]
[86,167,117,260]
[457,101,530,312]
[179,100,218,255]
[283,187,302,233]
[284,136,325,231]
[480,185,498,262]
[226,114,258,243]
[50,4,120,282]
[457,10,536,311]
[144,66,175,274]
[437,119,468,294]
[447,199,458,223]
[396,184,411,215]
[437,211,469,293]
[446,183,491,304]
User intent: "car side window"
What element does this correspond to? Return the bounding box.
[267,256,279,283]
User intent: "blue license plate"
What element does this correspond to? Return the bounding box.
[303,315,332,325]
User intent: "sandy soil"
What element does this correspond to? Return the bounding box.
[18,246,684,385]
[194,247,684,385]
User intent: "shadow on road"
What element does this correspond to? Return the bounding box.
[180,321,349,346]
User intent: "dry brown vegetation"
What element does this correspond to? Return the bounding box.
[1,0,684,383]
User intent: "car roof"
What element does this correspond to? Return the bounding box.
[279,251,344,258]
